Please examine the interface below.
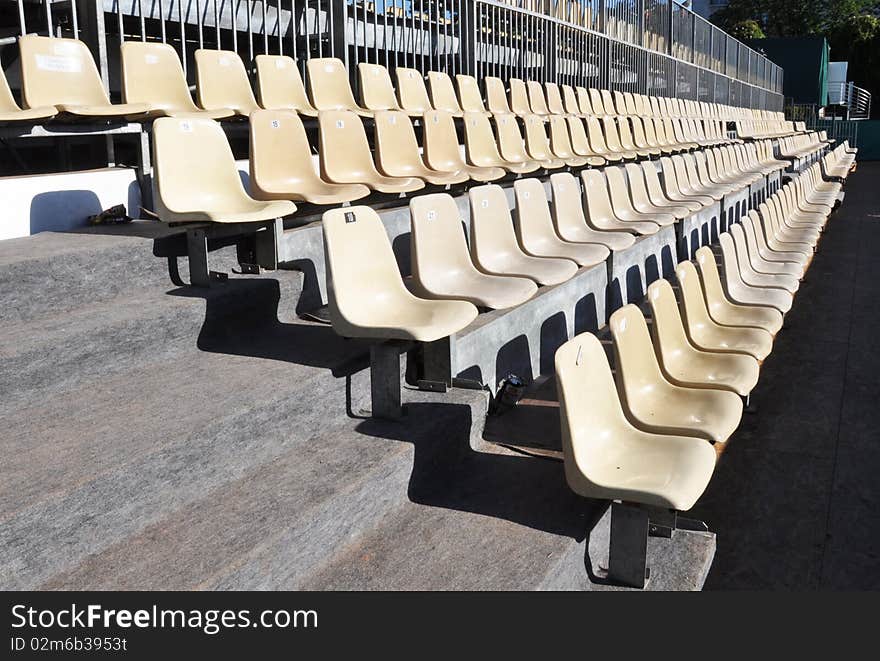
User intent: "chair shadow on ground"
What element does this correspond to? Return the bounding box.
[356,399,621,585]
[166,277,372,377]
[355,400,604,546]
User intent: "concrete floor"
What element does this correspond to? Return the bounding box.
[690,161,880,589]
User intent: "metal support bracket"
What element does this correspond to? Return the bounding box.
[370,342,404,420]
[608,502,650,589]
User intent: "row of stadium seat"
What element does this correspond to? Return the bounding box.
[151,112,784,227]
[320,150,818,348]
[551,153,842,586]
[2,33,792,138]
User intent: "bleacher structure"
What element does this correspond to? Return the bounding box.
[0,1,861,590]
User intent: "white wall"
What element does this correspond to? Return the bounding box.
[0,167,142,242]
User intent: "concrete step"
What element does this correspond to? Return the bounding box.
[0,272,311,415]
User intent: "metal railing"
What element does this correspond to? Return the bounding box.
[0,0,784,110]
[828,82,872,120]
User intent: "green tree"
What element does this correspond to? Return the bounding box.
[729,19,766,40]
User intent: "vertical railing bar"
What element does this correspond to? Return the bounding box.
[18,0,26,36]
[383,0,388,68]
[138,0,145,41]
[259,0,267,53]
[70,0,79,39]
[117,0,125,45]
[44,0,52,36]
[158,0,166,43]
[213,0,220,47]
[276,0,282,54]
[195,0,204,48]
[178,0,187,76]
[291,0,297,60]
[373,0,378,64]
[232,0,238,52]
[246,0,253,62]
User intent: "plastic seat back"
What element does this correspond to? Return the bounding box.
[19,35,111,108]
[468,184,525,266]
[526,81,551,115]
[410,193,480,286]
[561,84,581,115]
[256,55,316,114]
[358,62,401,111]
[513,178,559,251]
[195,49,259,113]
[456,74,488,113]
[581,169,618,225]
[308,57,364,112]
[550,172,588,238]
[509,78,531,115]
[675,259,716,332]
[153,117,255,221]
[423,110,468,171]
[485,76,512,114]
[555,333,640,496]
[121,41,197,111]
[465,112,507,166]
[576,86,594,115]
[318,110,382,182]
[0,67,24,112]
[249,109,324,200]
[323,205,414,331]
[545,83,566,115]
[610,304,669,398]
[647,278,696,363]
[523,114,556,161]
[373,110,431,177]
[396,67,433,113]
[428,71,463,114]
[494,113,531,163]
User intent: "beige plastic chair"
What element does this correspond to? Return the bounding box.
[727,223,800,295]
[609,305,743,444]
[469,185,577,286]
[467,112,539,174]
[545,83,567,115]
[675,260,774,361]
[323,205,477,342]
[409,193,537,309]
[624,163,690,219]
[549,173,635,251]
[427,71,463,116]
[561,85,583,116]
[396,67,434,115]
[647,279,760,397]
[152,117,295,223]
[513,179,609,266]
[422,110,505,182]
[526,81,551,115]
[729,223,800,292]
[659,157,714,207]
[605,167,676,227]
[564,116,606,166]
[581,169,660,235]
[522,115,568,168]
[509,78,531,116]
[318,110,425,193]
[485,76,512,114]
[373,110,468,185]
[585,117,623,162]
[629,117,662,156]
[547,116,589,167]
[589,88,608,116]
[616,117,652,158]
[307,57,371,116]
[758,202,814,257]
[195,49,260,116]
[249,109,369,205]
[743,211,808,274]
[358,62,402,113]
[554,331,717,511]
[255,55,318,116]
[121,42,233,119]
[18,35,150,119]
[694,246,784,335]
[0,61,55,122]
[640,161,703,214]
[575,86,595,115]
[718,233,793,314]
[456,74,490,114]
[601,117,638,160]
